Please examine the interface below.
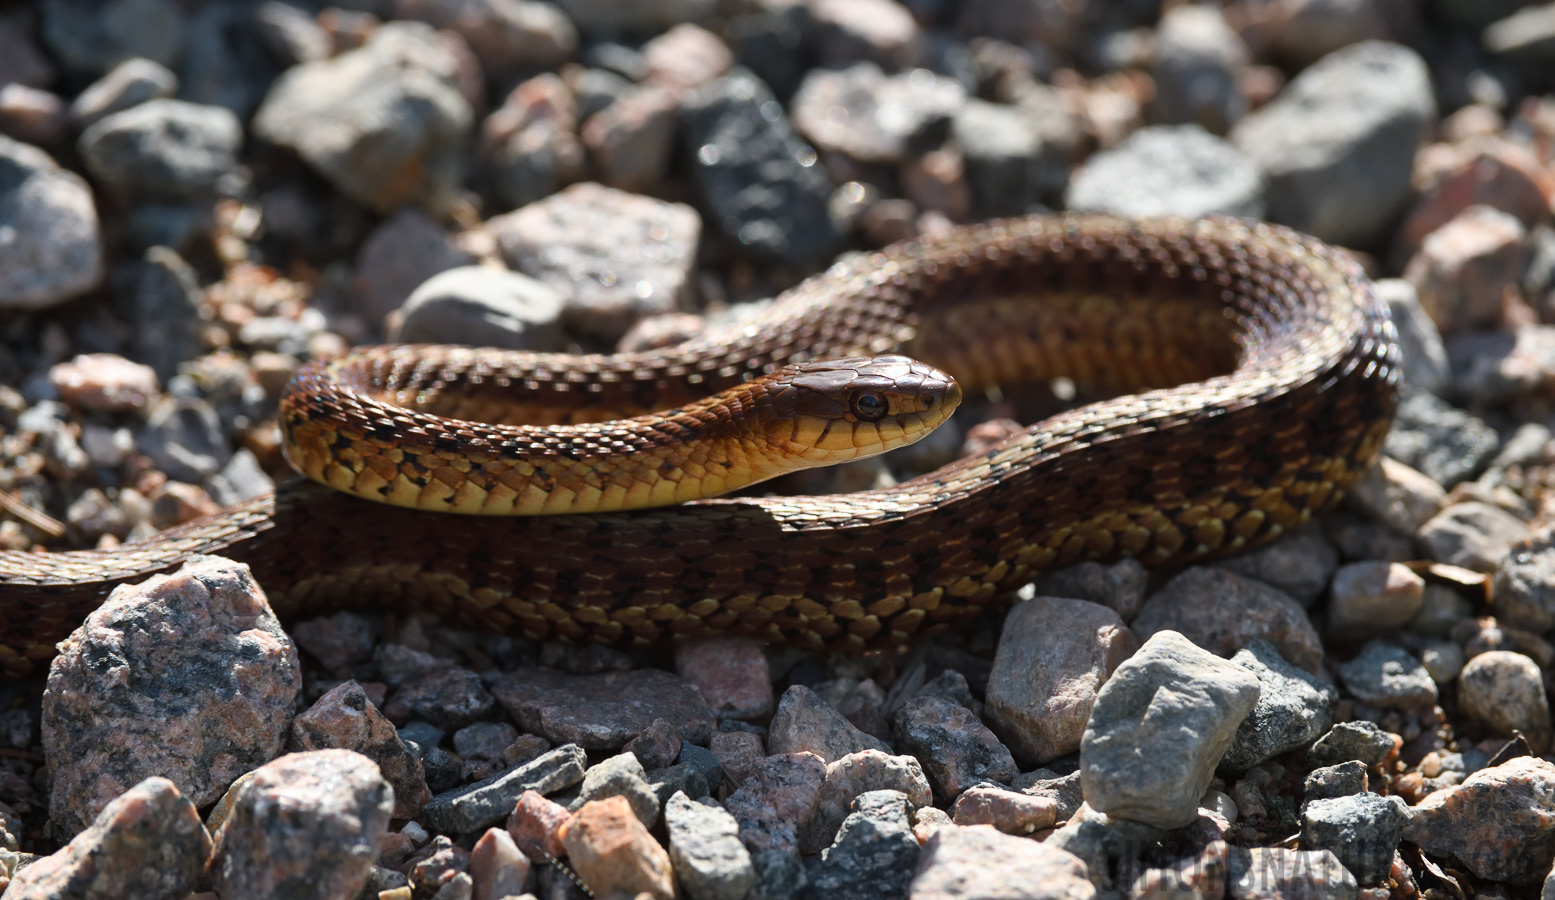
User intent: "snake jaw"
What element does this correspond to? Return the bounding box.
[765,355,961,465]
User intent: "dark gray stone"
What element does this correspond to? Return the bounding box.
[1306,720,1396,770]
[78,99,241,199]
[70,57,178,129]
[802,790,918,900]
[1304,760,1369,805]
[1301,792,1408,884]
[1383,390,1498,487]
[389,267,568,351]
[1335,642,1437,709]
[421,743,587,834]
[133,246,203,383]
[1221,640,1337,774]
[0,135,103,310]
[1148,4,1248,133]
[666,792,755,900]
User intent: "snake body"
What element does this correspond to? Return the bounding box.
[0,216,1399,676]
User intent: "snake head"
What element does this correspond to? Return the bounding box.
[764,355,962,464]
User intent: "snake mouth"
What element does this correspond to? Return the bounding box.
[772,355,961,464]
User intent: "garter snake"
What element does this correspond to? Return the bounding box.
[0,215,1399,677]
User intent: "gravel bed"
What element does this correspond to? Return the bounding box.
[1,1,1555,899]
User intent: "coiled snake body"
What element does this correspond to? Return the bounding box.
[0,216,1399,676]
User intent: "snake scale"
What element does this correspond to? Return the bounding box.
[0,215,1400,677]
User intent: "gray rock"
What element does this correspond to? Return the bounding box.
[1066,124,1263,219]
[800,750,931,855]
[421,743,587,834]
[40,0,183,76]
[180,0,286,119]
[1493,523,1555,632]
[206,449,274,508]
[769,685,890,764]
[389,267,569,351]
[253,0,331,66]
[791,63,963,165]
[1383,391,1499,487]
[952,98,1059,218]
[571,753,661,829]
[1216,525,1340,607]
[1148,4,1248,133]
[1225,846,1357,900]
[0,135,103,310]
[1221,639,1337,774]
[253,21,472,214]
[750,848,807,900]
[1404,756,1555,884]
[1304,760,1368,806]
[1132,566,1325,674]
[682,68,841,266]
[488,183,701,343]
[892,695,1018,803]
[353,207,478,326]
[553,0,714,33]
[1377,278,1450,395]
[803,790,918,900]
[1458,650,1552,752]
[1231,41,1434,246]
[133,246,204,383]
[490,666,716,750]
[78,99,241,199]
[138,396,232,483]
[397,0,575,81]
[1081,630,1261,829]
[666,791,755,900]
[1336,641,1437,709]
[1417,501,1528,574]
[907,824,1094,899]
[70,57,178,129]
[1301,793,1408,884]
[1306,720,1396,769]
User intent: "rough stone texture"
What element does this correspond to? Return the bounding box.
[950,785,1058,835]
[1458,650,1551,752]
[800,749,932,854]
[892,695,1018,803]
[1230,40,1434,246]
[422,743,587,834]
[724,751,826,856]
[0,133,103,310]
[768,684,890,763]
[791,63,963,165]
[506,788,570,862]
[1493,522,1555,632]
[1305,761,1369,806]
[1225,846,1357,900]
[1405,204,1528,333]
[208,750,393,900]
[1221,639,1336,774]
[1378,278,1452,395]
[985,596,1137,767]
[710,730,766,789]
[388,266,569,351]
[805,789,920,900]
[491,666,714,750]
[1300,793,1408,884]
[1383,392,1500,488]
[561,795,674,900]
[488,182,701,343]
[42,556,300,837]
[381,664,496,729]
[572,752,660,829]
[77,98,241,199]
[468,825,531,900]
[1033,558,1149,621]
[641,23,733,90]
[907,824,1095,900]
[353,208,477,326]
[665,791,754,900]
[1133,566,1325,673]
[1081,631,1261,829]
[1306,721,1398,769]
[1334,641,1438,708]
[1327,561,1425,635]
[1067,124,1263,219]
[291,680,432,818]
[5,777,210,900]
[682,68,841,266]
[675,637,773,720]
[1213,525,1340,607]
[252,21,472,214]
[1346,457,1445,536]
[479,72,585,211]
[1404,757,1555,884]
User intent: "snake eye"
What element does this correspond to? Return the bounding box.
[851,391,888,421]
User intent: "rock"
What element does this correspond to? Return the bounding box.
[1148,5,1248,134]
[984,596,1136,767]
[1404,204,1527,332]
[1132,566,1325,674]
[421,743,587,834]
[666,791,754,900]
[625,718,681,771]
[710,730,766,788]
[562,795,675,900]
[42,557,300,837]
[906,824,1094,900]
[1032,558,1148,621]
[491,666,715,750]
[768,685,890,763]
[291,680,432,818]
[1216,525,1341,607]
[0,18,54,88]
[1345,456,1445,536]
[1010,769,1085,823]
[1458,650,1551,752]
[49,354,158,413]
[750,847,808,900]
[1416,501,1527,573]
[1306,721,1397,769]
[392,0,576,81]
[5,777,210,900]
[572,753,660,829]
[389,266,569,351]
[675,637,773,721]
[1376,278,1451,395]
[208,750,393,900]
[1225,846,1357,900]
[1327,561,1425,635]
[0,134,103,310]
[805,790,919,900]
[178,0,287,119]
[892,695,1018,803]
[70,57,178,129]
[1493,522,1555,631]
[1400,137,1555,257]
[1304,761,1368,805]
[800,750,931,854]
[950,785,1057,835]
[39,0,184,76]
[1383,391,1498,487]
[1230,41,1433,246]
[1404,756,1555,884]
[1081,630,1261,830]
[791,63,963,166]
[552,0,713,33]
[252,21,472,214]
[0,83,66,147]
[1221,639,1337,774]
[1300,792,1407,884]
[132,246,204,384]
[951,98,1060,218]
[642,23,733,91]
[1066,124,1262,219]
[488,182,701,343]
[1448,325,1555,404]
[682,68,842,266]
[808,0,920,69]
[468,826,531,900]
[479,73,585,211]
[506,789,570,862]
[581,85,679,194]
[353,208,477,327]
[724,752,826,856]
[1335,641,1438,709]
[77,98,240,199]
[382,664,496,729]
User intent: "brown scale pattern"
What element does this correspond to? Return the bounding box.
[0,215,1399,677]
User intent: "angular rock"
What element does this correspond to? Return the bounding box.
[491,666,714,750]
[1221,639,1337,774]
[892,695,1018,803]
[666,791,754,900]
[1405,757,1555,884]
[422,743,587,835]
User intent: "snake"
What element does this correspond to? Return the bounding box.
[0,215,1399,677]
